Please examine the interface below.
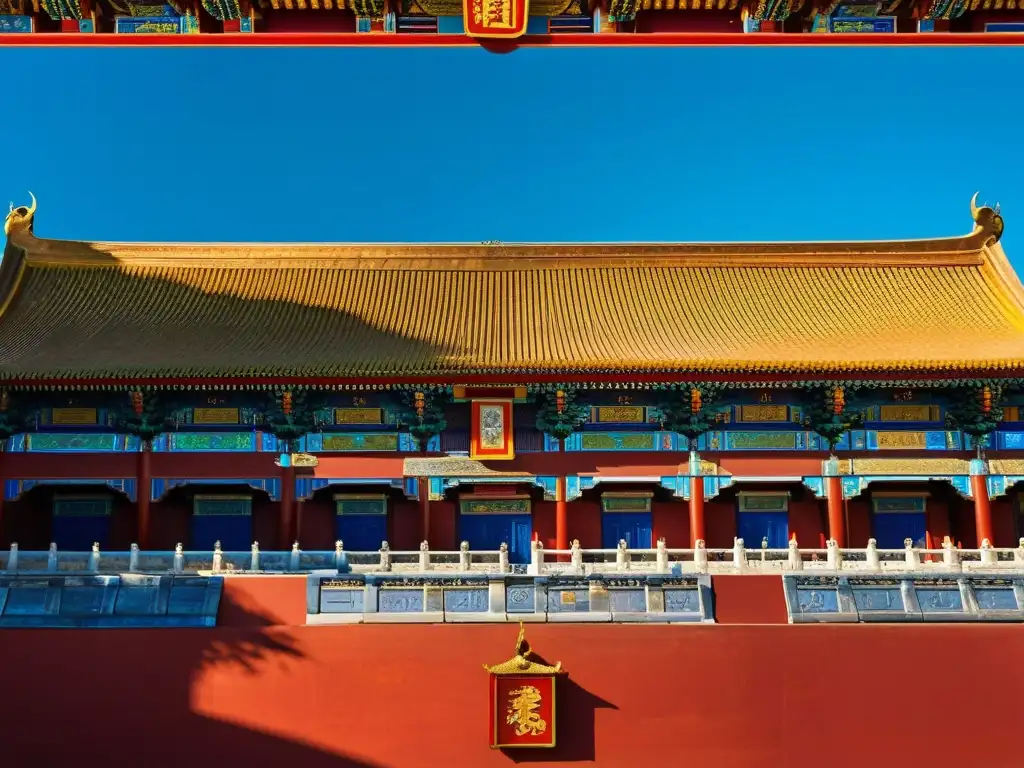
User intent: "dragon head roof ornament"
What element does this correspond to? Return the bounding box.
[970,192,1004,246]
[4,192,36,237]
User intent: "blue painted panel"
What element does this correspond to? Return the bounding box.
[873,512,926,549]
[190,515,252,551]
[336,515,387,552]
[459,514,532,564]
[378,589,423,612]
[794,587,840,613]
[664,588,698,613]
[115,15,183,33]
[320,588,365,613]
[53,516,111,551]
[437,14,464,32]
[601,512,652,549]
[830,16,894,32]
[443,588,489,612]
[738,512,788,549]
[986,22,1024,31]
[0,15,32,32]
[609,589,645,612]
[526,15,548,33]
[505,583,536,613]
[1000,432,1024,450]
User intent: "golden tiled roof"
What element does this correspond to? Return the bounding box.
[0,196,1020,384]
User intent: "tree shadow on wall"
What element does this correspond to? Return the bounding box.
[0,590,386,768]
[501,652,618,765]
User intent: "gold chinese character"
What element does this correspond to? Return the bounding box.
[506,685,547,737]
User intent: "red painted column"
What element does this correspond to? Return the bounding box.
[136,441,152,549]
[689,476,705,547]
[0,447,6,546]
[826,475,845,547]
[555,475,568,553]
[419,476,430,545]
[970,460,994,547]
[279,463,295,549]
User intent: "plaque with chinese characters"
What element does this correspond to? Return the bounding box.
[485,622,563,749]
[470,400,514,460]
[464,0,529,38]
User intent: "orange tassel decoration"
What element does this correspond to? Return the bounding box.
[832,386,845,415]
[981,386,992,415]
[0,389,8,412]
[131,390,144,416]
[690,387,702,414]
[414,392,425,419]
[281,391,293,416]
[555,389,566,414]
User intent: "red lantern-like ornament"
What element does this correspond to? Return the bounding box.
[131,390,144,416]
[981,386,993,415]
[282,391,293,416]
[414,391,426,420]
[555,389,565,415]
[832,386,845,415]
[690,387,702,414]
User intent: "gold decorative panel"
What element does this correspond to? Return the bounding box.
[193,407,239,425]
[737,405,789,422]
[875,431,927,450]
[852,458,970,476]
[334,408,382,425]
[592,406,645,423]
[990,459,1024,475]
[51,408,97,426]
[879,405,940,422]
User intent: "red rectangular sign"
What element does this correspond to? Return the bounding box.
[489,674,557,749]
[464,0,530,38]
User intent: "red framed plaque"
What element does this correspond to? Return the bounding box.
[484,622,564,750]
[463,0,529,38]
[490,674,557,749]
[470,399,515,461]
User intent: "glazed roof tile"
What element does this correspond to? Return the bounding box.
[0,198,1020,383]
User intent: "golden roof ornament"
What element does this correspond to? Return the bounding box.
[970,191,1004,245]
[4,192,35,237]
[483,622,564,676]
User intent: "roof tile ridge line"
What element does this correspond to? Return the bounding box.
[17,239,988,271]
[0,238,28,322]
[14,226,989,255]
[979,241,1024,330]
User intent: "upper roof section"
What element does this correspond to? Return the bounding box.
[0,194,1020,385]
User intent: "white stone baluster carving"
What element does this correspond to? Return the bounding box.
[7,543,17,572]
[826,539,842,570]
[980,538,997,566]
[129,543,140,572]
[250,541,260,571]
[787,537,802,571]
[289,541,301,571]
[47,543,58,572]
[418,540,430,571]
[173,543,184,573]
[904,538,920,570]
[616,539,628,572]
[865,538,880,570]
[732,537,746,572]
[212,541,223,572]
[656,537,668,573]
[570,539,583,575]
[694,539,708,574]
[528,539,543,576]
[88,542,100,572]
[498,542,510,573]
[942,536,959,568]
[379,541,392,571]
[459,540,471,571]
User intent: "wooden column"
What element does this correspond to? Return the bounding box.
[136,441,152,549]
[825,475,846,547]
[0,447,6,546]
[555,475,568,552]
[970,460,994,547]
[419,476,430,545]
[279,462,295,549]
[689,477,705,547]
[688,452,705,547]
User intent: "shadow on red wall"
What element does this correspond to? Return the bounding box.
[0,589,384,768]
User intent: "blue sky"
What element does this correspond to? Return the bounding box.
[1,45,1022,266]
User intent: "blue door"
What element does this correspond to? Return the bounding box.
[738,512,789,549]
[602,512,653,550]
[336,515,388,552]
[873,513,927,549]
[190,497,253,551]
[52,498,111,551]
[459,514,532,564]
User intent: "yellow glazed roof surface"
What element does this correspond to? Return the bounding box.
[0,197,1021,382]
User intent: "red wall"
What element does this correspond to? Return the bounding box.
[635,9,742,32]
[0,578,1019,768]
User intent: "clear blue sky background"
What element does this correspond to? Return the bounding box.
[1,46,1022,266]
